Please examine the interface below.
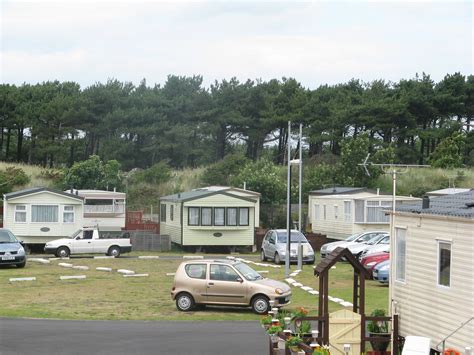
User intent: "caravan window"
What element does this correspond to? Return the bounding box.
[32,205,58,223]
[15,205,27,223]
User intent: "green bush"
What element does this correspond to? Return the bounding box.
[0,167,30,195]
[202,154,250,186]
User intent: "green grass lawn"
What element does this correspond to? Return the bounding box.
[0,252,388,321]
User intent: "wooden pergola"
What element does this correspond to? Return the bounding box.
[314,247,371,347]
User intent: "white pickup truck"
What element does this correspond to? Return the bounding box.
[44,227,132,258]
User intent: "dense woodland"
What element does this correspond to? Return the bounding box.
[0,72,473,171]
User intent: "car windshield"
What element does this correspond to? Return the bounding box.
[378,236,390,245]
[276,231,308,243]
[345,233,360,242]
[367,234,387,245]
[0,230,18,243]
[70,229,82,239]
[234,262,263,281]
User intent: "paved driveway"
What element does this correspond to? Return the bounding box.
[0,318,268,355]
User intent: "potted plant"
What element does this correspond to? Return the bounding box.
[312,344,331,355]
[286,335,303,354]
[367,309,390,352]
[267,325,283,343]
[260,315,272,329]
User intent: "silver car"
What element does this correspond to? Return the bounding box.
[0,229,26,268]
[320,231,388,258]
[261,229,315,265]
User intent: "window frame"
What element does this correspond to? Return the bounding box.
[14,205,27,223]
[63,205,75,223]
[185,263,207,280]
[344,201,351,223]
[31,204,59,223]
[334,205,339,220]
[395,227,406,283]
[170,205,174,221]
[437,240,452,288]
[201,207,213,226]
[160,204,166,222]
[238,207,249,226]
[214,207,225,226]
[188,207,200,226]
[209,264,241,282]
[226,207,238,226]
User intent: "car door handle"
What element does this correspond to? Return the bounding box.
[208,282,214,286]
[88,242,91,244]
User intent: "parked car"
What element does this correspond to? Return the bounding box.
[372,259,390,284]
[360,252,390,278]
[171,259,291,314]
[348,233,390,259]
[261,229,315,265]
[359,241,390,260]
[0,228,26,268]
[320,231,388,258]
[44,227,132,257]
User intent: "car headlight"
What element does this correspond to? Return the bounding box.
[275,288,284,295]
[321,245,327,252]
[366,261,377,267]
[380,264,389,271]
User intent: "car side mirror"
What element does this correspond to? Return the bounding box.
[19,241,24,245]
[236,277,243,283]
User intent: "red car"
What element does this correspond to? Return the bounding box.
[361,252,389,278]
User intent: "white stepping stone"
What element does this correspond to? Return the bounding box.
[58,263,73,268]
[10,277,36,282]
[123,273,149,277]
[289,273,298,277]
[183,255,204,259]
[138,256,160,259]
[328,296,336,301]
[96,267,112,272]
[285,278,296,284]
[331,266,336,269]
[72,266,89,270]
[94,256,115,259]
[301,286,313,291]
[28,258,50,264]
[166,273,176,276]
[292,282,303,287]
[340,301,353,307]
[226,256,235,260]
[294,269,302,273]
[309,290,319,295]
[117,269,135,275]
[331,297,343,303]
[60,275,86,280]
[256,270,269,274]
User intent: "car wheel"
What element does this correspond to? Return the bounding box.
[176,292,195,312]
[107,246,121,257]
[261,249,267,261]
[17,261,26,268]
[274,253,281,265]
[251,295,270,314]
[56,247,70,258]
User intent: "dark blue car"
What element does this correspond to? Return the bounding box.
[372,259,389,284]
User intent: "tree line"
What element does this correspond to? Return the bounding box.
[1,72,473,171]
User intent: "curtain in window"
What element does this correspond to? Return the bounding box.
[314,205,320,221]
[201,208,212,225]
[239,208,249,225]
[395,228,406,281]
[366,206,390,223]
[344,201,351,222]
[15,206,27,222]
[214,208,225,226]
[227,208,237,225]
[355,200,364,222]
[189,207,199,225]
[32,205,58,222]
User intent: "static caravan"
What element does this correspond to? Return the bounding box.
[392,190,474,352]
[3,187,84,244]
[160,186,260,249]
[69,189,126,231]
[308,187,418,240]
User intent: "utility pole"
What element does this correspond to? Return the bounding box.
[297,123,303,270]
[285,121,291,278]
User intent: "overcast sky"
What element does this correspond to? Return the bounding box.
[1,0,472,89]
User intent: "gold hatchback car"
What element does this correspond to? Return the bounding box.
[171,259,291,314]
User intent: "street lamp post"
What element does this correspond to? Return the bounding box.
[285,121,291,278]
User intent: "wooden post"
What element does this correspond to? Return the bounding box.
[393,314,399,355]
[319,274,324,338]
[324,274,329,345]
[360,273,366,354]
[353,272,358,313]
[361,313,366,354]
